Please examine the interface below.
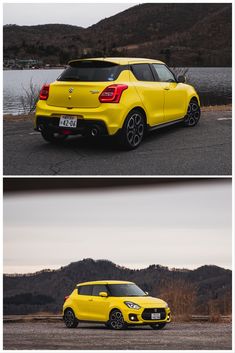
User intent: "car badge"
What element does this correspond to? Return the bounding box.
[69,88,74,93]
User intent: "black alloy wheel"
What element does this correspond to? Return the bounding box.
[64,309,79,328]
[184,99,201,127]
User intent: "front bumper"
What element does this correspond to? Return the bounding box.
[123,306,171,325]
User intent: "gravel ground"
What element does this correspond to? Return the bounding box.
[3,321,232,350]
[3,111,232,175]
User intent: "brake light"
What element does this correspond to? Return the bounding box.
[64,296,69,303]
[39,84,50,100]
[99,84,128,103]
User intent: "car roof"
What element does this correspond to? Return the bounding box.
[69,57,164,65]
[77,280,134,286]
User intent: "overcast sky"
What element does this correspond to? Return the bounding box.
[4,180,232,274]
[3,3,137,27]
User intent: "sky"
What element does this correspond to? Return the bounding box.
[3,180,232,274]
[3,3,137,27]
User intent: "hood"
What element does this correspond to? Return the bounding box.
[120,296,167,308]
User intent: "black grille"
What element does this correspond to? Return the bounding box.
[142,308,166,320]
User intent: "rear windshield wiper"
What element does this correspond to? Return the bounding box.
[59,77,81,81]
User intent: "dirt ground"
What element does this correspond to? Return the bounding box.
[3,321,232,350]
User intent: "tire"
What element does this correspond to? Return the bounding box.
[184,99,201,127]
[64,308,78,328]
[107,309,127,330]
[41,129,68,143]
[150,323,166,330]
[117,109,145,150]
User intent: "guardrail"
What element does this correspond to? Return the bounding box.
[3,314,231,323]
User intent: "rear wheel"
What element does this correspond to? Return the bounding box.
[184,99,201,127]
[150,323,166,330]
[41,129,68,143]
[108,309,127,330]
[118,109,145,150]
[64,309,78,328]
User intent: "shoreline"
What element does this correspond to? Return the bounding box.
[3,104,232,122]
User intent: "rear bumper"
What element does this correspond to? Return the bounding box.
[35,100,129,135]
[35,116,109,136]
[123,307,171,325]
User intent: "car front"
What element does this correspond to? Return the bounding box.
[108,283,171,327]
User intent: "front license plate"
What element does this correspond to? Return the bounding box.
[151,313,161,320]
[59,116,77,128]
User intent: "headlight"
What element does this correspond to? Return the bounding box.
[124,301,141,310]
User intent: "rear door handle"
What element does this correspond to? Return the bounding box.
[164,87,170,90]
[88,299,93,301]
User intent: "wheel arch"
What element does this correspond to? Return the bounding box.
[122,106,148,128]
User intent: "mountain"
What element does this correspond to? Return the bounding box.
[3,259,232,317]
[3,3,231,67]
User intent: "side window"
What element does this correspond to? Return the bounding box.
[131,64,155,82]
[152,64,176,82]
[78,285,93,295]
[92,284,108,296]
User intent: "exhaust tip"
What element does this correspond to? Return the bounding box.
[91,127,99,137]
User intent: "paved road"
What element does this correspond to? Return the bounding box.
[4,111,232,175]
[3,321,232,350]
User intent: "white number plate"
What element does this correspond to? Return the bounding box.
[59,116,77,128]
[151,313,161,320]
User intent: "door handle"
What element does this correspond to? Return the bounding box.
[88,299,93,301]
[164,87,170,90]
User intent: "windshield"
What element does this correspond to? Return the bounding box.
[57,61,122,82]
[108,283,147,297]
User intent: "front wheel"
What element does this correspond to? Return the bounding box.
[108,310,127,330]
[117,110,145,150]
[41,129,68,143]
[150,323,166,330]
[64,309,78,328]
[184,100,201,127]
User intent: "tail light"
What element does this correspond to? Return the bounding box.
[39,84,50,100]
[64,296,69,303]
[99,84,128,103]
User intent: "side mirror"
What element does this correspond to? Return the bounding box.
[99,291,108,297]
[177,75,186,83]
[145,291,149,295]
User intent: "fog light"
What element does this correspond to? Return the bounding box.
[128,314,138,321]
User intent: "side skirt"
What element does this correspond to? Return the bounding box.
[147,117,185,132]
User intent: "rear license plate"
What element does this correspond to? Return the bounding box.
[59,116,77,128]
[151,313,161,320]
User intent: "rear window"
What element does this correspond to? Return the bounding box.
[78,285,93,295]
[131,64,155,81]
[57,61,123,82]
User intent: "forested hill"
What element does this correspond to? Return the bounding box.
[3,259,232,316]
[3,3,231,67]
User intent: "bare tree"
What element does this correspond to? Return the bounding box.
[20,79,41,114]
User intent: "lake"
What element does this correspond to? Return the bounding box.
[3,67,232,115]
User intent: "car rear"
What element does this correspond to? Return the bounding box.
[35,59,136,138]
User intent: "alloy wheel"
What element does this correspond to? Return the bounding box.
[110,310,125,330]
[126,113,144,148]
[184,101,200,127]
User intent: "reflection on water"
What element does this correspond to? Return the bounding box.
[3,67,232,115]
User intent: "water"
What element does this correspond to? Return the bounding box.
[3,67,232,115]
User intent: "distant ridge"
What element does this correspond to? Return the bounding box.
[3,3,231,66]
[3,259,232,316]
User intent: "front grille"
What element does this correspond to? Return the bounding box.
[142,308,166,320]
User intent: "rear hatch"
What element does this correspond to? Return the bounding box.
[46,60,123,109]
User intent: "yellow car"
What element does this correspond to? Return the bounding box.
[35,57,200,149]
[63,280,171,330]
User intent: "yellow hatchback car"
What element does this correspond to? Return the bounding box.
[35,57,200,149]
[63,280,171,330]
